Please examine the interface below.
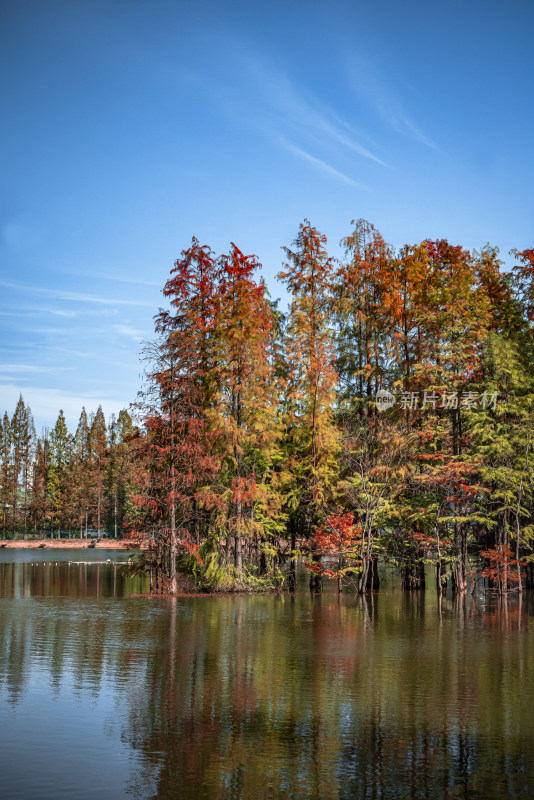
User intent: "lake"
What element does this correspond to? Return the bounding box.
[0,550,533,799]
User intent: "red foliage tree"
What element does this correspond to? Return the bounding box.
[306,512,362,592]
[480,545,522,595]
[131,239,222,593]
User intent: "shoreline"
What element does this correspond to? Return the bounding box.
[0,539,143,550]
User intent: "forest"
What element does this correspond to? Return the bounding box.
[2,219,534,596]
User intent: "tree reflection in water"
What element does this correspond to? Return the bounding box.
[0,561,533,799]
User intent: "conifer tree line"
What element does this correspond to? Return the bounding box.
[0,397,134,538]
[131,221,534,595]
[5,220,533,595]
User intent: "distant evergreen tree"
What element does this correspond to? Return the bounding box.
[10,396,35,534]
[107,409,134,537]
[88,405,107,534]
[30,437,51,533]
[48,410,72,533]
[73,408,90,537]
[0,413,11,534]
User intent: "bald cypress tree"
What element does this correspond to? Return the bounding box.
[214,244,282,573]
[277,221,339,591]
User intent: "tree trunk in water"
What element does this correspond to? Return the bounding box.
[358,558,380,592]
[358,558,369,593]
[234,493,243,573]
[370,558,380,590]
[402,562,425,590]
[452,558,466,593]
[288,528,297,592]
[309,553,321,594]
[526,562,534,589]
[435,560,445,593]
[169,531,177,594]
[451,525,467,593]
[169,357,177,596]
[259,538,267,575]
[517,560,523,593]
[169,498,177,595]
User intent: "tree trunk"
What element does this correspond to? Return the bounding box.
[358,557,371,593]
[451,524,467,593]
[234,535,242,573]
[436,560,446,593]
[359,557,380,592]
[370,558,380,590]
[169,520,177,594]
[259,538,267,575]
[288,528,297,592]
[309,554,322,593]
[402,562,425,590]
[452,558,466,593]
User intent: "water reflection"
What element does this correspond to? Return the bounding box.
[0,558,533,799]
[0,557,144,599]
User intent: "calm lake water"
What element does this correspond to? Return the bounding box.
[0,551,533,799]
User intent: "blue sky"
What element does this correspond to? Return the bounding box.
[1,0,533,431]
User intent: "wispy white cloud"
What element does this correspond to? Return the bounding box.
[69,270,162,288]
[345,53,439,152]
[208,46,388,181]
[0,364,59,373]
[278,138,369,189]
[14,326,78,337]
[0,364,72,384]
[0,306,79,318]
[372,96,439,151]
[242,57,388,167]
[112,324,145,342]
[0,280,155,307]
[45,346,107,360]
[47,343,140,361]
